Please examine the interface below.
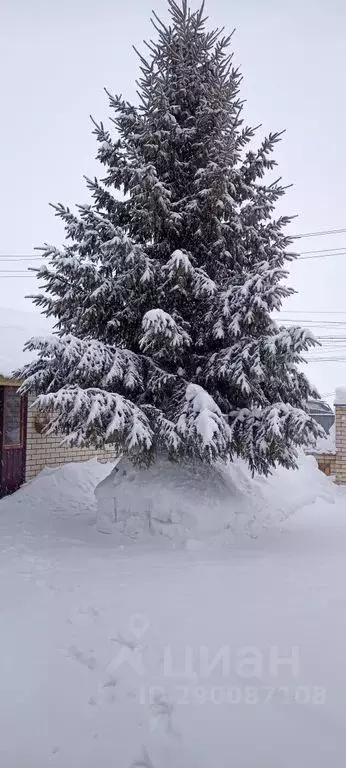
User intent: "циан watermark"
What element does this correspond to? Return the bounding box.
[109,614,326,706]
[139,684,326,707]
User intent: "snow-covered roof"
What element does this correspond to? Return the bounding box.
[335,387,346,406]
[312,423,336,455]
[307,399,334,416]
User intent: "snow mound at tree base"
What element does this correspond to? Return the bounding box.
[95,453,336,545]
[0,459,114,525]
[26,459,113,517]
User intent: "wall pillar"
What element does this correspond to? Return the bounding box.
[335,391,346,484]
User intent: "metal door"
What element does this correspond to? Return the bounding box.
[0,386,27,497]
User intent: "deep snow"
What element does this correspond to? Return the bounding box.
[94,453,336,544]
[0,456,346,767]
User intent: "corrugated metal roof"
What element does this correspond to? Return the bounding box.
[307,399,334,416]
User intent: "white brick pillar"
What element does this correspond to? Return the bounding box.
[335,389,346,484]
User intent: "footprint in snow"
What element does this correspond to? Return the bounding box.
[150,691,180,739]
[49,746,60,761]
[68,645,97,671]
[66,606,100,625]
[131,746,156,768]
[76,606,100,621]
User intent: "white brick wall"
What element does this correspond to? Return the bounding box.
[335,404,346,485]
[25,400,117,481]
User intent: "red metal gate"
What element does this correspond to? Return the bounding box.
[0,385,27,498]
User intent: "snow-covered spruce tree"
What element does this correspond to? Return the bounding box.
[20,0,321,474]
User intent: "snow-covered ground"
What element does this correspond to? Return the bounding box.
[0,456,346,767]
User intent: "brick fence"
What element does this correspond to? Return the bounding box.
[335,400,346,484]
[314,452,336,478]
[25,399,117,481]
[311,393,346,484]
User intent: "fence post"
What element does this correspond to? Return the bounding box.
[335,389,346,484]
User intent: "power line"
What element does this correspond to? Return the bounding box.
[2,251,346,263]
[2,243,346,263]
[301,252,346,262]
[0,274,36,278]
[0,257,42,262]
[278,320,346,325]
[293,227,346,239]
[299,246,346,255]
[307,358,346,362]
[277,310,346,314]
[278,316,346,320]
[0,269,31,277]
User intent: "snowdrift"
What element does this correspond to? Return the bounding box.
[24,459,113,517]
[0,459,113,529]
[94,453,336,546]
[0,453,336,550]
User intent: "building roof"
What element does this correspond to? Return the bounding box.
[0,377,23,387]
[307,399,334,416]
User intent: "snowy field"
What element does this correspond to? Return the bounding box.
[0,456,346,767]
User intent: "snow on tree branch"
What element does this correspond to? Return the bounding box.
[34,387,153,458]
[140,309,191,361]
[177,384,233,462]
[230,402,323,474]
[19,336,144,394]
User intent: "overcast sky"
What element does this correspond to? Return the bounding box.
[1,0,346,398]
